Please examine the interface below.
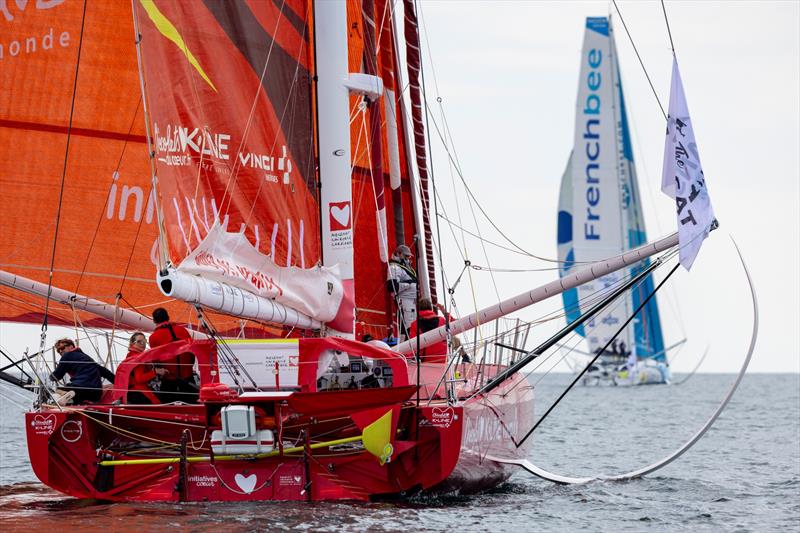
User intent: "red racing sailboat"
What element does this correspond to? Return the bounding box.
[3,0,683,501]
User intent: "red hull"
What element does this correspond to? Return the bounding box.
[25,402,465,502]
[415,363,536,495]
[25,340,534,502]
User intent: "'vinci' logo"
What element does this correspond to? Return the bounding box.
[329,202,351,231]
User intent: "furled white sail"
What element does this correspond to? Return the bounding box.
[169,223,344,324]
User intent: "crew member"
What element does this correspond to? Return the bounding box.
[124,332,165,404]
[408,298,451,364]
[49,338,115,405]
[149,308,192,348]
[387,244,417,340]
[148,308,197,402]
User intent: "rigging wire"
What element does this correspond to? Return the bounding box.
[436,212,551,261]
[41,0,89,335]
[415,3,517,341]
[36,0,89,406]
[431,98,505,296]
[132,0,169,270]
[661,0,677,54]
[611,0,667,121]
[515,261,681,448]
[420,107,563,264]
[478,247,681,396]
[117,191,152,301]
[617,62,688,341]
[240,0,311,232]
[417,4,502,301]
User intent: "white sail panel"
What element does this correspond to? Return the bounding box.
[569,17,632,356]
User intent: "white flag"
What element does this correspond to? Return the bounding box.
[661,57,716,270]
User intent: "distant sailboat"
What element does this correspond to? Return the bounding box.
[557,16,670,386]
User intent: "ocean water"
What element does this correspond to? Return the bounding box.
[1,373,798,532]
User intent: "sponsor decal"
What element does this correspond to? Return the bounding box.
[194,250,283,296]
[329,202,351,231]
[278,474,302,486]
[188,475,217,488]
[151,123,295,186]
[262,352,295,372]
[30,414,56,436]
[380,443,394,465]
[139,0,217,92]
[60,420,82,443]
[601,315,619,326]
[429,406,455,428]
[462,410,520,448]
[1,0,70,63]
[328,201,353,250]
[582,46,603,242]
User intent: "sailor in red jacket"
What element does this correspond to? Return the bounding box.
[124,331,164,404]
[148,307,198,402]
[408,298,451,364]
[149,307,192,348]
[149,307,194,378]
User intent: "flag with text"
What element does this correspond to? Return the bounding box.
[661,57,716,270]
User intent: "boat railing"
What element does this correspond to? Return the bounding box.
[438,317,533,398]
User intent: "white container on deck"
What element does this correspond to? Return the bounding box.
[212,405,274,455]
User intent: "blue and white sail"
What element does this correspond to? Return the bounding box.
[557,17,666,379]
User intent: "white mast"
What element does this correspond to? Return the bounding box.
[314,1,386,335]
[314,0,355,335]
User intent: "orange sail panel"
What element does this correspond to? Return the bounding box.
[0,1,173,327]
[0,2,271,334]
[134,0,319,269]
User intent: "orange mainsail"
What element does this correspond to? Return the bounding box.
[134,0,319,268]
[0,1,258,333]
[1,0,426,339]
[0,1,169,328]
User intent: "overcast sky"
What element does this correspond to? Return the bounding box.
[416,1,799,373]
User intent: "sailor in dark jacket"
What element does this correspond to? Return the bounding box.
[50,338,115,404]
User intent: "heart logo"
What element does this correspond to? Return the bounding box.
[31,414,56,435]
[430,407,454,428]
[234,473,257,494]
[293,475,301,483]
[329,202,351,230]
